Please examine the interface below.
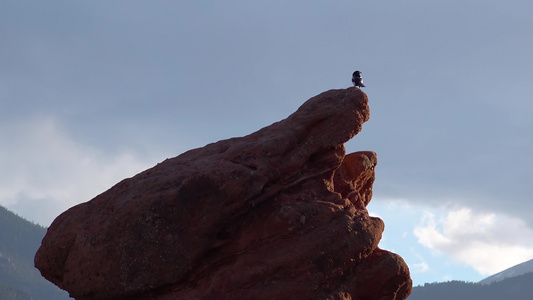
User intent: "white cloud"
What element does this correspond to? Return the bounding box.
[0,117,155,226]
[412,261,429,273]
[409,247,430,274]
[368,210,381,218]
[414,207,533,275]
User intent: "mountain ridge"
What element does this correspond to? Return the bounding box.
[408,258,533,299]
[478,258,533,285]
[408,272,533,300]
[0,205,71,300]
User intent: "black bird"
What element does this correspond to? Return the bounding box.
[352,70,365,88]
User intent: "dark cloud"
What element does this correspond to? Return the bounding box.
[1,1,532,227]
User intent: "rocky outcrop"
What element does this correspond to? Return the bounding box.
[35,87,412,300]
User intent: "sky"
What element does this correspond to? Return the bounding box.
[1,0,532,287]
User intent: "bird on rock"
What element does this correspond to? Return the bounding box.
[352,71,365,88]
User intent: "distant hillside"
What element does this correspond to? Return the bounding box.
[408,272,533,300]
[0,281,32,300]
[479,258,533,285]
[0,206,71,300]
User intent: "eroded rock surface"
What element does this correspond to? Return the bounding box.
[35,87,412,300]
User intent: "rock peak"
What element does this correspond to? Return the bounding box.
[35,87,412,300]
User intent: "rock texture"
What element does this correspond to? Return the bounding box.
[35,87,412,300]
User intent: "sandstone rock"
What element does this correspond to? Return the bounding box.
[35,87,412,300]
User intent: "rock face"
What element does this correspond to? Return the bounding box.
[35,87,412,300]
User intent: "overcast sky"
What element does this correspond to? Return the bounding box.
[2,1,532,286]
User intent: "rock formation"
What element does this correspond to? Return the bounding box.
[35,87,412,300]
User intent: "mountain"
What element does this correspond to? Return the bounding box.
[479,258,533,285]
[408,272,533,300]
[0,205,71,300]
[0,282,32,300]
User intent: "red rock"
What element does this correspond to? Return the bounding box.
[333,151,377,209]
[35,87,412,300]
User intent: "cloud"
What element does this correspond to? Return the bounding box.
[412,261,429,273]
[0,117,155,226]
[414,207,533,275]
[408,246,430,274]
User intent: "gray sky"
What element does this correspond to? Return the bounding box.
[1,0,532,286]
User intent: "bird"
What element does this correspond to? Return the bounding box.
[352,71,365,88]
